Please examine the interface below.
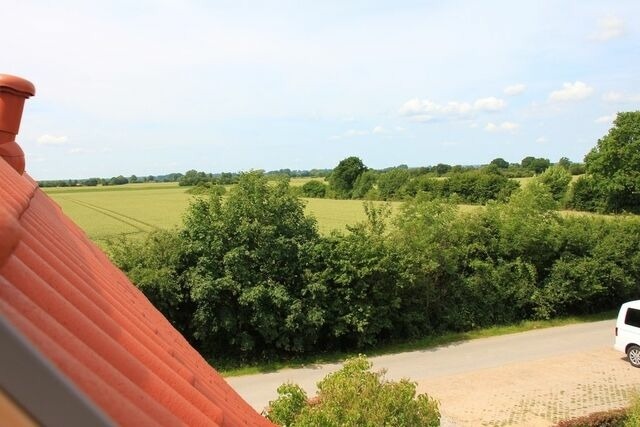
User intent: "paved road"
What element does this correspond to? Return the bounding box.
[227,319,616,413]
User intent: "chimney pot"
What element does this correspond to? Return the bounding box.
[0,74,35,174]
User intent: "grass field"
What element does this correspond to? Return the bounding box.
[44,183,402,242]
[42,176,595,244]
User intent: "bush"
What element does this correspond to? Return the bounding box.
[554,408,627,427]
[537,165,572,203]
[266,356,440,427]
[300,180,327,198]
[626,392,640,426]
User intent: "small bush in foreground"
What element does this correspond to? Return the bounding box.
[266,355,440,427]
[554,408,627,427]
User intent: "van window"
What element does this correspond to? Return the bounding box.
[625,308,640,328]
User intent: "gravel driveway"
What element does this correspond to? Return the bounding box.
[418,348,639,426]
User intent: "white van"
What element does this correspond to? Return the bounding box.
[615,300,640,367]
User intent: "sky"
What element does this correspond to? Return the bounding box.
[1,0,639,180]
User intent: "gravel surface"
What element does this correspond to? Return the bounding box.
[419,348,639,426]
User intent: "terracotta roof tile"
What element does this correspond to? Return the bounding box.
[0,77,273,426]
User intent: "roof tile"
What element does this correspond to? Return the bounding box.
[0,108,273,426]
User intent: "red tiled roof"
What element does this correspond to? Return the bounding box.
[0,76,273,426]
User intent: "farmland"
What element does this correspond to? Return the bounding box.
[43,180,403,243]
[43,177,598,245]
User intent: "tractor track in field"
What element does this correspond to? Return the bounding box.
[63,197,159,233]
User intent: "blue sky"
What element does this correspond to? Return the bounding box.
[2,0,639,180]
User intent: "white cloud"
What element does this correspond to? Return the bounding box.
[399,95,505,121]
[37,134,69,145]
[474,97,506,111]
[504,84,526,96]
[548,81,593,102]
[591,16,625,42]
[602,91,640,103]
[595,114,615,124]
[536,136,547,144]
[372,125,386,134]
[485,122,519,133]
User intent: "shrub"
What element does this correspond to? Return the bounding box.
[554,408,627,427]
[300,180,327,198]
[625,392,640,426]
[266,356,440,427]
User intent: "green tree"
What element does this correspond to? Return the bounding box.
[328,156,367,198]
[557,157,571,170]
[301,180,327,198]
[183,172,323,358]
[107,230,195,339]
[307,203,406,348]
[434,163,452,176]
[490,157,509,169]
[267,356,440,427]
[351,170,377,199]
[536,165,572,202]
[584,111,640,212]
[377,168,410,200]
[521,157,551,174]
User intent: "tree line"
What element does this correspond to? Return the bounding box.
[109,174,640,365]
[296,112,639,214]
[108,112,640,364]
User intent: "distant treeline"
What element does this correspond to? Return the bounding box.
[38,173,185,188]
[36,157,579,189]
[176,156,585,203]
[37,168,333,189]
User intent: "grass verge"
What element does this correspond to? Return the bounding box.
[219,310,616,377]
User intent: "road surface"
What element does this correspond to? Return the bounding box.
[227,319,617,413]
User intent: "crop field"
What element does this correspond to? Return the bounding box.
[43,177,594,245]
[44,183,402,243]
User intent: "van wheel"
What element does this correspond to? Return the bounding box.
[627,345,640,367]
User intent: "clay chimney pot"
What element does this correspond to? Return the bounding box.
[0,74,35,174]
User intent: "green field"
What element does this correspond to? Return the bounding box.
[44,183,401,242]
[43,176,595,244]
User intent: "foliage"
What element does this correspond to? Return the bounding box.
[108,166,640,364]
[328,156,367,198]
[266,356,440,427]
[583,111,640,213]
[491,157,510,169]
[300,180,328,198]
[107,230,195,338]
[625,392,640,427]
[521,156,551,174]
[306,203,411,349]
[179,169,213,186]
[351,170,377,199]
[537,165,572,202]
[185,182,227,196]
[182,172,322,359]
[569,175,607,213]
[554,408,627,427]
[401,169,518,203]
[376,168,411,200]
